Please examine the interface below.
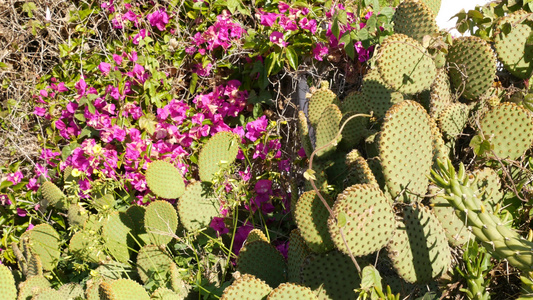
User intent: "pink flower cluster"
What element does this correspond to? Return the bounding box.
[186,11,244,55]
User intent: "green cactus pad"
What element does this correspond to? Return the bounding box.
[420,0,441,15]
[151,287,181,300]
[126,205,150,245]
[69,230,106,263]
[393,0,438,43]
[25,224,61,271]
[379,100,433,199]
[17,275,51,300]
[479,102,533,160]
[136,244,173,285]
[294,190,335,253]
[198,131,240,182]
[429,117,451,169]
[430,191,471,247]
[63,166,75,183]
[377,34,437,94]
[40,181,67,211]
[366,157,387,191]
[345,150,378,186]
[26,252,43,277]
[220,274,272,300]
[237,240,287,288]
[32,288,62,300]
[493,11,533,79]
[387,204,451,283]
[0,264,17,300]
[67,203,88,227]
[267,283,318,299]
[287,229,310,283]
[447,36,496,101]
[244,229,268,245]
[146,160,185,199]
[308,83,340,128]
[429,68,454,118]
[437,103,469,140]
[58,283,85,300]
[83,214,103,233]
[341,91,369,115]
[297,111,314,158]
[315,103,343,158]
[328,184,395,257]
[99,279,150,300]
[473,168,503,209]
[101,211,136,263]
[177,181,221,232]
[94,261,136,281]
[86,280,101,300]
[169,262,188,297]
[144,200,178,246]
[300,250,362,300]
[361,68,404,118]
[94,194,115,211]
[339,111,370,150]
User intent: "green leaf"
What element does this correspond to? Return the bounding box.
[467,10,484,20]
[360,265,383,291]
[469,135,493,157]
[227,0,239,14]
[285,46,298,70]
[337,211,347,228]
[22,2,37,18]
[0,180,13,190]
[345,39,355,60]
[337,10,348,25]
[331,17,340,40]
[0,62,8,69]
[190,73,198,94]
[265,52,279,76]
[87,100,96,114]
[303,169,316,181]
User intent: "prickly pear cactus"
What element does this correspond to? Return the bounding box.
[287,229,310,283]
[23,224,61,271]
[267,283,318,299]
[428,69,454,118]
[40,181,67,210]
[387,204,451,283]
[328,184,395,257]
[379,100,433,200]
[99,278,150,300]
[136,244,173,285]
[478,102,533,160]
[67,203,88,227]
[341,91,368,115]
[294,190,335,253]
[447,36,496,101]
[297,110,314,158]
[393,0,438,43]
[69,230,106,263]
[493,10,533,79]
[308,81,340,128]
[146,160,185,199]
[198,131,240,182]
[177,181,220,232]
[144,200,178,246]
[315,103,343,157]
[377,34,437,94]
[220,274,272,300]
[361,68,404,118]
[430,190,471,246]
[244,229,268,245]
[17,275,51,300]
[58,283,85,299]
[31,288,62,300]
[237,240,287,288]
[101,211,135,263]
[0,264,17,300]
[437,103,469,140]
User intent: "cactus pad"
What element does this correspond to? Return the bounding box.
[387,204,451,283]
[430,191,471,246]
[493,11,533,79]
[0,264,17,300]
[99,279,150,300]
[177,181,221,232]
[308,84,340,128]
[379,101,433,199]
[198,131,240,182]
[315,103,343,157]
[94,194,115,211]
[237,240,287,288]
[136,244,173,285]
[429,69,454,118]
[151,287,181,300]
[294,190,335,253]
[393,0,438,43]
[40,181,67,210]
[101,211,135,263]
[341,91,368,115]
[361,68,404,118]
[126,205,149,245]
[328,184,395,256]
[473,168,503,209]
[69,231,105,263]
[244,229,268,245]
[144,200,178,246]
[339,111,370,149]
[58,283,85,300]
[297,110,314,158]
[287,229,310,283]
[268,283,318,299]
[377,34,436,94]
[345,150,378,186]
[17,275,51,300]
[478,102,533,160]
[31,288,62,300]
[25,224,61,271]
[437,103,469,140]
[146,160,185,199]
[300,250,362,300]
[447,36,496,100]
[67,203,88,227]
[220,274,272,300]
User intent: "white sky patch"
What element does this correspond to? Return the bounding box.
[435,0,494,36]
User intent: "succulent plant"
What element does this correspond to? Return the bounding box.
[99,278,151,300]
[146,160,185,199]
[0,264,17,300]
[136,244,174,286]
[220,274,272,300]
[177,181,221,232]
[393,0,438,44]
[361,68,404,118]
[17,275,51,300]
[237,240,287,288]
[144,200,178,246]
[40,181,67,211]
[101,211,136,263]
[287,229,310,283]
[314,103,342,158]
[308,81,340,128]
[198,131,240,182]
[294,190,335,253]
[267,282,318,299]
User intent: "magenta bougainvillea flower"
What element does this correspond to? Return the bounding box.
[313,43,328,61]
[147,9,169,31]
[245,115,268,142]
[270,31,288,47]
[210,217,229,236]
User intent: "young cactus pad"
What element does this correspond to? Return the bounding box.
[99,279,150,300]
[101,211,135,263]
[0,264,17,300]
[294,190,335,253]
[328,184,395,257]
[393,0,438,43]
[144,200,178,246]
[315,103,343,157]
[236,240,287,288]
[40,181,67,210]
[177,181,220,232]
[146,160,185,199]
[308,82,340,128]
[267,283,318,300]
[220,274,272,300]
[198,131,240,182]
[25,224,61,271]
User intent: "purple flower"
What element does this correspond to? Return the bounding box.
[112,54,123,65]
[26,224,34,231]
[6,171,23,185]
[313,43,329,61]
[255,179,272,195]
[34,107,46,117]
[270,31,288,47]
[210,217,229,236]
[355,41,374,62]
[297,147,307,157]
[147,9,169,31]
[245,115,268,142]
[260,12,279,27]
[299,18,317,34]
[26,178,39,191]
[16,208,27,217]
[275,241,289,260]
[98,62,111,75]
[233,223,254,255]
[0,194,11,206]
[278,2,289,13]
[132,29,148,45]
[279,160,290,172]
